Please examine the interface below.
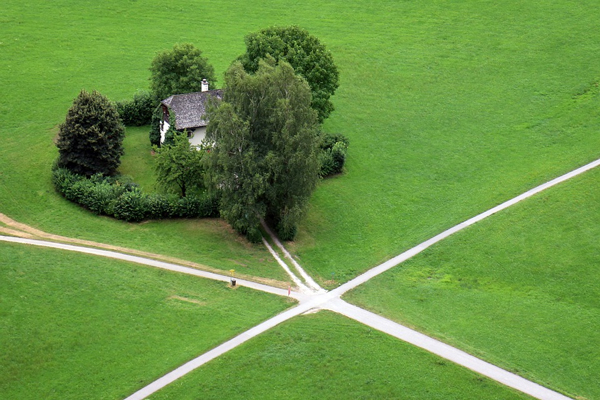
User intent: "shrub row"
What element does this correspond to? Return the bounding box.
[52,168,219,222]
[319,132,349,177]
[115,90,156,126]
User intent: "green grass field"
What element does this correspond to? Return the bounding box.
[2,0,600,398]
[290,1,600,283]
[0,242,292,399]
[2,0,599,284]
[346,168,600,400]
[149,311,531,400]
[120,126,159,192]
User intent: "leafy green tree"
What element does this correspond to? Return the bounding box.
[238,26,339,122]
[56,89,125,177]
[205,60,321,241]
[150,43,217,102]
[154,131,205,197]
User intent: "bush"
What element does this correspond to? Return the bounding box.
[330,141,347,172]
[52,168,220,222]
[173,194,220,218]
[113,189,147,222]
[276,214,298,241]
[83,175,129,215]
[319,133,349,177]
[87,182,117,215]
[65,179,91,204]
[319,150,336,177]
[145,193,174,219]
[115,90,156,126]
[321,132,349,150]
[200,193,220,218]
[52,167,83,194]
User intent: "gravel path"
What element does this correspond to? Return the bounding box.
[7,157,599,399]
[326,298,572,400]
[0,235,307,301]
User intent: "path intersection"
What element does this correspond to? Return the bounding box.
[5,158,599,399]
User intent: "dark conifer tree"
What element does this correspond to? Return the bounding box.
[56,90,125,176]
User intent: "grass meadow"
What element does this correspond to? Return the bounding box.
[346,168,600,400]
[120,126,158,192]
[0,242,292,399]
[149,311,531,400]
[1,0,599,283]
[2,0,600,398]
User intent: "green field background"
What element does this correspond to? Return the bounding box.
[2,0,599,283]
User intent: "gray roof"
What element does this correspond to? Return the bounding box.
[161,90,223,130]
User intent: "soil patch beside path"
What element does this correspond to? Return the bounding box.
[0,213,288,289]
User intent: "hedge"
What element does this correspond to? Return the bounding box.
[52,168,219,222]
[115,90,155,126]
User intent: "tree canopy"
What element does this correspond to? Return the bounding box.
[56,89,125,177]
[153,131,205,198]
[205,59,321,241]
[150,43,217,102]
[238,26,339,122]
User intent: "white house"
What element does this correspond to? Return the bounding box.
[160,79,222,146]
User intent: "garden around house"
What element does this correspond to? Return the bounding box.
[1,0,599,399]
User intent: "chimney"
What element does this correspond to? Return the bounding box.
[201,79,209,92]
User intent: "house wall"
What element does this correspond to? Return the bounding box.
[160,120,206,147]
[160,120,170,143]
[188,127,207,146]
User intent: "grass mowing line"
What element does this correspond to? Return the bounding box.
[0,212,289,288]
[131,291,565,400]
[2,0,600,285]
[333,157,600,298]
[131,157,600,399]
[0,235,302,301]
[127,279,563,399]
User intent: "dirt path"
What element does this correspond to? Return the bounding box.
[1,235,306,301]
[9,157,600,399]
[125,157,600,400]
[0,213,289,289]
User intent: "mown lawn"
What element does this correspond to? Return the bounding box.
[120,125,158,193]
[149,311,531,399]
[346,168,600,400]
[290,0,600,284]
[2,0,599,285]
[0,242,293,399]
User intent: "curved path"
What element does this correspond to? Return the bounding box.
[0,236,307,302]
[7,157,600,399]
